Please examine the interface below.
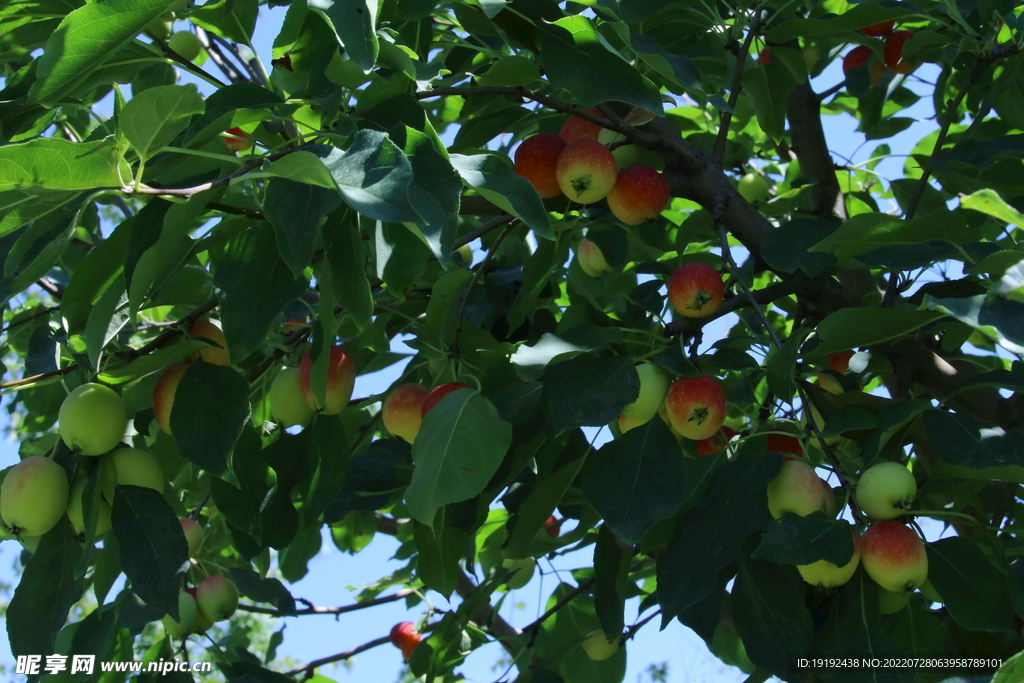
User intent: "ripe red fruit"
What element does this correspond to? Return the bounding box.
[668,262,724,319]
[389,622,421,660]
[543,515,561,537]
[605,164,670,225]
[665,375,727,440]
[842,46,884,86]
[765,433,804,460]
[383,383,429,443]
[421,382,471,417]
[514,133,568,199]
[299,345,355,415]
[555,139,619,204]
[860,521,929,593]
[828,350,855,374]
[559,108,604,143]
[224,127,253,152]
[758,48,772,65]
[695,426,736,456]
[283,317,308,331]
[861,20,895,37]
[884,30,918,74]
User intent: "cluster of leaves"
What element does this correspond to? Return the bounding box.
[3,0,1024,682]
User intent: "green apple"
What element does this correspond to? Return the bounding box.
[797,529,860,587]
[0,456,70,537]
[611,144,644,169]
[456,244,473,265]
[107,448,164,494]
[59,383,127,456]
[576,238,613,278]
[766,460,826,520]
[19,535,40,554]
[180,518,204,557]
[269,367,315,428]
[67,476,112,537]
[877,586,912,614]
[147,15,173,40]
[195,575,239,621]
[855,462,916,519]
[167,31,202,61]
[162,590,199,639]
[918,578,942,603]
[582,630,619,661]
[623,363,670,422]
[860,521,928,593]
[737,172,770,203]
[501,558,535,590]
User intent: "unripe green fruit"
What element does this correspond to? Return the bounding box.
[855,461,916,520]
[19,535,40,554]
[582,630,619,661]
[108,448,164,493]
[147,16,173,40]
[737,172,770,203]
[167,31,202,61]
[501,558,535,590]
[919,578,942,603]
[162,590,199,639]
[877,586,912,614]
[269,367,315,428]
[180,518,204,557]
[59,384,127,456]
[622,363,670,422]
[576,238,613,278]
[456,244,472,265]
[195,575,239,621]
[1,456,70,537]
[67,476,112,537]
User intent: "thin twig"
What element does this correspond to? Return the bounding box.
[452,221,518,345]
[190,491,211,521]
[0,366,75,391]
[206,201,265,220]
[623,608,661,642]
[0,306,59,334]
[454,214,516,250]
[522,577,596,643]
[713,9,764,161]
[146,31,227,88]
[238,589,416,617]
[212,33,264,85]
[36,278,62,300]
[283,635,390,679]
[194,27,246,84]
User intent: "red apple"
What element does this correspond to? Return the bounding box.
[421,382,471,417]
[390,622,422,661]
[283,317,308,331]
[189,319,230,366]
[842,46,884,86]
[861,20,895,36]
[224,127,253,152]
[818,349,855,394]
[765,433,803,460]
[695,426,736,456]
[299,345,355,415]
[665,375,726,440]
[514,133,567,199]
[758,48,772,65]
[555,139,618,205]
[605,164,670,225]
[543,515,561,537]
[860,521,928,592]
[153,363,189,435]
[382,383,429,443]
[884,30,918,74]
[668,262,724,319]
[767,459,826,519]
[559,108,604,143]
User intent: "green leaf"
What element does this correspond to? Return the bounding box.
[265,151,337,189]
[264,178,341,278]
[121,84,205,161]
[0,138,129,192]
[188,0,258,45]
[767,1,910,42]
[213,222,309,362]
[450,153,553,239]
[656,455,781,622]
[926,537,1018,632]
[476,55,542,86]
[316,134,418,223]
[0,188,79,240]
[169,363,251,476]
[593,525,630,637]
[543,356,639,435]
[28,0,179,107]
[414,522,467,598]
[403,125,462,263]
[741,63,797,142]
[814,305,944,354]
[324,441,412,522]
[922,409,1024,483]
[1,197,80,301]
[308,0,379,71]
[627,33,702,92]
[231,568,296,614]
[752,514,855,566]
[808,210,974,264]
[278,523,322,583]
[84,274,129,369]
[61,217,132,336]
[534,582,627,683]
[961,188,1024,227]
[322,208,373,329]
[537,16,664,115]
[183,83,284,148]
[6,520,83,657]
[405,389,513,525]
[512,328,624,382]
[303,416,350,527]
[766,327,811,404]
[111,486,189,619]
[582,417,686,546]
[212,427,274,542]
[925,293,1024,354]
[732,551,813,675]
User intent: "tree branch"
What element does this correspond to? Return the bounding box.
[713,9,763,161]
[238,589,416,617]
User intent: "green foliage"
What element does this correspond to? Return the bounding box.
[3,0,1024,681]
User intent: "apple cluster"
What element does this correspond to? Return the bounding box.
[162,575,239,639]
[513,110,670,225]
[381,381,478,443]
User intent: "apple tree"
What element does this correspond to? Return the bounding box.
[3,0,1024,681]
